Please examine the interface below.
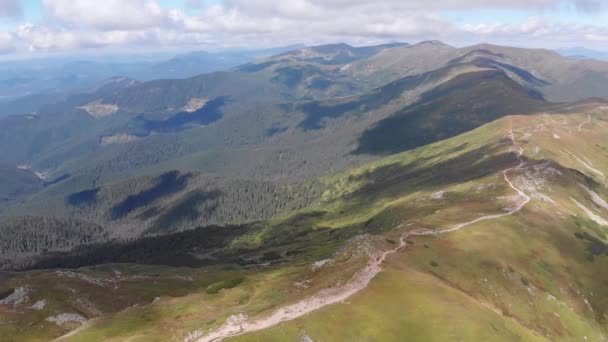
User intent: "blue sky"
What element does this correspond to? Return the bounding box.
[0,0,607,57]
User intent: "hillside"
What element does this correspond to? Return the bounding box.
[1,103,607,341]
[0,65,553,262]
[1,41,606,178]
[354,68,548,154]
[346,41,608,102]
[1,42,608,265]
[0,164,43,204]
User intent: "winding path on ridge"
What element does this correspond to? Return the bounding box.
[196,129,532,342]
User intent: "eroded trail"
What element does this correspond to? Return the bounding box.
[196,130,531,342]
[578,114,591,132]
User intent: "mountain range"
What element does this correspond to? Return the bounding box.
[0,45,303,119]
[1,41,608,342]
[556,47,608,61]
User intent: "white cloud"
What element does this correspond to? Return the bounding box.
[171,2,454,41]
[221,0,601,13]
[15,23,167,51]
[167,0,608,48]
[458,15,608,49]
[42,0,166,30]
[0,0,606,55]
[0,32,15,53]
[584,33,608,41]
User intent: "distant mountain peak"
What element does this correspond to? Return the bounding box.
[416,40,452,47]
[556,47,608,61]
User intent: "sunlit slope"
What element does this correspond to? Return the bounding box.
[228,105,608,341]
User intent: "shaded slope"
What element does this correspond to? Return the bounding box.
[355,69,548,155]
[294,62,494,131]
[0,164,43,203]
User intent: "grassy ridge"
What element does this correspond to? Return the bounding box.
[227,109,608,341]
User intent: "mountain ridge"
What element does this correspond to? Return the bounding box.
[1,38,608,341]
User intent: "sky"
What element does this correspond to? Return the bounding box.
[0,0,607,58]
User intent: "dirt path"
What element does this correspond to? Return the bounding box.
[195,130,531,342]
[53,318,98,342]
[578,114,591,132]
[564,149,606,180]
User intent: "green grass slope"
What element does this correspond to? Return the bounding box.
[230,106,608,341]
